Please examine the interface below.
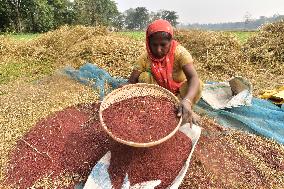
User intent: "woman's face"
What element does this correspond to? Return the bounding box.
[149,32,171,59]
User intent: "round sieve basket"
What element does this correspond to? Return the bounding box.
[99,83,182,147]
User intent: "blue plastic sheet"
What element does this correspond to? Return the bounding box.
[195,98,284,144]
[64,63,127,100]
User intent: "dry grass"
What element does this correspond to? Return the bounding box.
[0,25,144,83]
[243,20,284,75]
[175,30,243,79]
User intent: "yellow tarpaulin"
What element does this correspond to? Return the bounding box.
[260,86,284,104]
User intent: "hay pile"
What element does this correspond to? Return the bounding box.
[243,20,284,74]
[60,35,144,78]
[1,25,283,92]
[0,25,107,62]
[175,30,243,81]
[0,25,144,79]
[0,36,17,57]
[175,29,284,94]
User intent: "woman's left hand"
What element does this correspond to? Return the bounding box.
[177,98,193,127]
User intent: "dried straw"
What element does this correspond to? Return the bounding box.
[243,20,284,75]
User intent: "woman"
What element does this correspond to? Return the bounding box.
[126,19,202,126]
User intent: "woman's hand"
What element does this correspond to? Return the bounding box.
[177,98,193,127]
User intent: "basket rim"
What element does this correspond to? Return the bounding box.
[99,83,182,148]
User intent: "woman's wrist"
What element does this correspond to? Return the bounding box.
[183,97,192,107]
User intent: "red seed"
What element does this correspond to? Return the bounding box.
[109,132,192,189]
[4,103,113,189]
[102,96,179,143]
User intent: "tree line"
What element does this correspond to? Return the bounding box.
[180,14,284,31]
[0,0,179,33]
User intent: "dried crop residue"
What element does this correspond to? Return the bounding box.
[175,30,242,80]
[0,26,144,82]
[1,25,283,93]
[109,131,192,189]
[243,20,284,75]
[103,96,179,143]
[180,117,284,189]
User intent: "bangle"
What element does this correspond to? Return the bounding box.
[184,98,192,106]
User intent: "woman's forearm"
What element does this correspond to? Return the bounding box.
[184,76,200,102]
[182,64,200,103]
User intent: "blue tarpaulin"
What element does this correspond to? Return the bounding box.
[64,63,127,100]
[195,98,284,144]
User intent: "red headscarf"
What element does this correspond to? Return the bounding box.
[146,19,183,94]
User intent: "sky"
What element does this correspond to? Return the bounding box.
[114,0,284,24]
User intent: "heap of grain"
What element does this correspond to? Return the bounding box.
[175,30,243,82]
[242,20,284,74]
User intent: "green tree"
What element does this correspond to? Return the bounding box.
[4,0,24,32]
[73,0,89,25]
[160,10,179,27]
[48,0,75,27]
[0,0,54,32]
[149,11,161,23]
[22,0,54,32]
[74,0,119,26]
[0,0,13,31]
[124,7,149,30]
[112,13,125,30]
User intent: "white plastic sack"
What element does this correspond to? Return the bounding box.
[202,76,253,109]
[83,124,201,189]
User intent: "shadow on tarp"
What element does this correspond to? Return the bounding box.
[195,98,284,144]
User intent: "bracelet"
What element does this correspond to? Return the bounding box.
[183,98,192,106]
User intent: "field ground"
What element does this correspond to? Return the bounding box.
[228,31,257,43]
[6,30,256,43]
[0,60,54,85]
[3,33,40,40]
[117,31,257,43]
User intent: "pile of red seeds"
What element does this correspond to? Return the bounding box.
[109,131,192,189]
[4,103,113,188]
[102,96,179,143]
